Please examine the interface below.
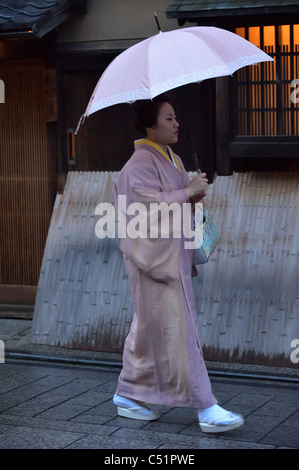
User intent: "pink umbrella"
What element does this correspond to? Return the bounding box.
[76,25,273,131]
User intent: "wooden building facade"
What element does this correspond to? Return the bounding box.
[0,0,186,306]
[166,0,299,174]
[1,0,299,360]
[56,0,299,180]
[0,1,86,305]
[1,1,298,366]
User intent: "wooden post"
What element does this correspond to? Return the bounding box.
[215,76,232,175]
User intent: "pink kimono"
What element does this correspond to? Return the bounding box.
[114,139,216,409]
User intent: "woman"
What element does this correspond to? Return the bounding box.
[113,95,244,433]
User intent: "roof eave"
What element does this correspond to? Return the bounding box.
[0,0,86,39]
[166,4,299,21]
[32,0,87,39]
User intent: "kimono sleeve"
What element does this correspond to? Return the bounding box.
[129,164,188,206]
[115,162,190,282]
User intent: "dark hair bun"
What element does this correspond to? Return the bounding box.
[131,93,172,136]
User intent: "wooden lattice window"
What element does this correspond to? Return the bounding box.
[235,25,299,136]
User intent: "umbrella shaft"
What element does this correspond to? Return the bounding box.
[154,12,162,33]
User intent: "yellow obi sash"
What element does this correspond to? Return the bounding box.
[135,138,182,173]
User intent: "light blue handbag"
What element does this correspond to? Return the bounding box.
[193,206,220,265]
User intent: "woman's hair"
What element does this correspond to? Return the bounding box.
[131,94,172,136]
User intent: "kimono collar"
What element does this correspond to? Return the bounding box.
[134,138,182,173]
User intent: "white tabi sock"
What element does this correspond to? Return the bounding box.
[197,404,238,424]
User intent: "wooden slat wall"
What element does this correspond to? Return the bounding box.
[31,171,132,352]
[0,61,53,287]
[193,171,299,366]
[31,171,299,366]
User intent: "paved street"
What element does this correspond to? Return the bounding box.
[0,317,298,450]
[0,358,298,450]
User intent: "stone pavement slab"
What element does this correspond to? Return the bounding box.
[0,359,298,450]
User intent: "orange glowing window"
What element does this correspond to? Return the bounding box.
[263,26,275,49]
[235,24,299,136]
[235,27,245,39]
[279,25,290,47]
[67,129,76,165]
[248,27,260,48]
[294,25,299,45]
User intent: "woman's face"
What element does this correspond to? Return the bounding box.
[147,102,179,149]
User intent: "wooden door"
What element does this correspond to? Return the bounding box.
[0,60,54,300]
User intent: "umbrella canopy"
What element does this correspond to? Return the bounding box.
[77,26,273,129]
